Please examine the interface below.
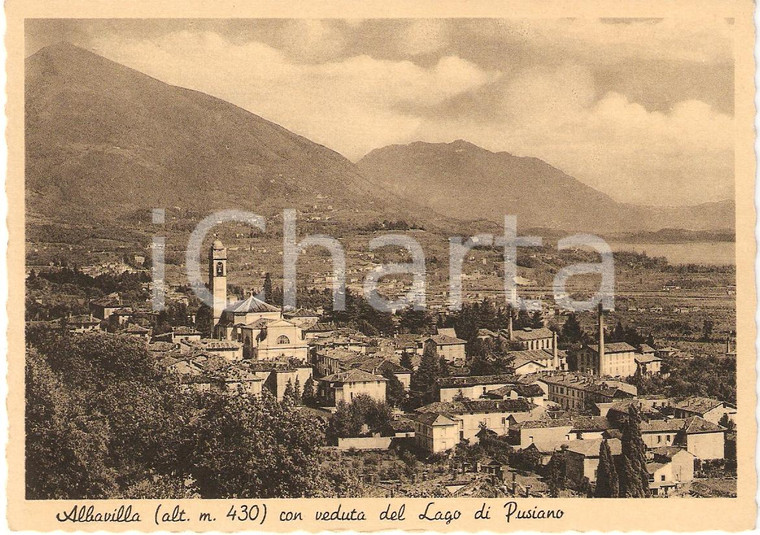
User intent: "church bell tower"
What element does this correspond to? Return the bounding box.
[209,240,228,334]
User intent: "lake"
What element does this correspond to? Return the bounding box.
[609,241,735,266]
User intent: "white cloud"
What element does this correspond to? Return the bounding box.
[413,63,733,205]
[469,18,733,64]
[398,19,450,56]
[87,30,498,159]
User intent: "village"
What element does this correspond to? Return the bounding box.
[27,239,738,499]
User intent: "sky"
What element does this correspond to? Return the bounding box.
[26,18,734,206]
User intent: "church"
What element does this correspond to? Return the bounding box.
[209,240,309,363]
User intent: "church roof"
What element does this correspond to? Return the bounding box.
[212,239,225,250]
[226,294,280,314]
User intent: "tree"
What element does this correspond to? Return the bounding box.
[195,303,214,338]
[294,377,302,403]
[302,377,316,407]
[325,395,392,441]
[701,319,714,342]
[383,369,405,407]
[612,321,626,343]
[283,379,297,404]
[619,407,651,497]
[411,341,441,402]
[399,352,414,371]
[546,449,567,497]
[263,273,273,304]
[187,391,325,497]
[530,309,545,329]
[594,439,620,497]
[560,313,584,346]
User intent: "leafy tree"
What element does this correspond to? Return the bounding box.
[701,319,714,342]
[325,395,392,441]
[560,313,584,346]
[411,341,441,402]
[594,439,620,497]
[399,352,414,371]
[283,379,297,405]
[546,449,567,497]
[619,407,651,498]
[187,391,324,497]
[195,303,214,338]
[383,369,406,407]
[302,376,316,407]
[263,273,273,304]
[530,310,545,329]
[612,321,626,343]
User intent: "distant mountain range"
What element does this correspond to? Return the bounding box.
[357,141,734,233]
[26,43,734,235]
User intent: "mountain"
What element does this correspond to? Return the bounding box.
[357,140,735,233]
[25,42,429,227]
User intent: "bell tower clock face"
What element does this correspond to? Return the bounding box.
[216,261,224,277]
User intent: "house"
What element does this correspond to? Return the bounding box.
[639,419,683,449]
[640,416,726,460]
[124,323,151,341]
[671,397,737,425]
[508,418,573,449]
[353,357,412,390]
[569,416,616,441]
[507,346,566,373]
[89,298,121,320]
[437,374,519,402]
[680,416,726,460]
[502,325,555,351]
[564,438,622,485]
[410,412,460,454]
[249,362,313,401]
[484,383,547,406]
[65,314,101,333]
[635,353,663,375]
[423,334,467,364]
[318,369,387,406]
[647,447,695,495]
[540,373,637,410]
[598,397,669,423]
[313,347,363,377]
[179,338,244,361]
[578,342,639,377]
[417,399,540,443]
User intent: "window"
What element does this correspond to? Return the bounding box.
[216,261,224,276]
[657,436,662,443]
[660,475,666,482]
[277,335,290,344]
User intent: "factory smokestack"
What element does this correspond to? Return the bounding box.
[598,302,605,372]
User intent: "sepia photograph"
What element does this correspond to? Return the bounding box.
[6,1,758,531]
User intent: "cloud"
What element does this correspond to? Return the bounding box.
[468,18,733,65]
[87,30,498,159]
[412,63,733,205]
[398,20,449,56]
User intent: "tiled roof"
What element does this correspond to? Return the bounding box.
[226,295,280,313]
[571,416,615,432]
[588,342,637,354]
[419,399,535,415]
[513,418,573,430]
[510,327,554,341]
[437,374,518,388]
[640,419,686,433]
[683,416,725,434]
[486,383,545,398]
[565,438,622,457]
[635,354,663,364]
[411,412,459,426]
[320,369,387,384]
[672,397,733,414]
[426,334,467,345]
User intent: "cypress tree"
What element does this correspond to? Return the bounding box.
[411,341,440,402]
[619,406,651,497]
[594,439,619,497]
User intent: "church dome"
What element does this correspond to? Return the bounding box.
[212,239,224,250]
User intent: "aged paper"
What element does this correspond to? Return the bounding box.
[6,0,757,531]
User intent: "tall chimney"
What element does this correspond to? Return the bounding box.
[597,302,605,375]
[553,330,559,370]
[508,311,514,341]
